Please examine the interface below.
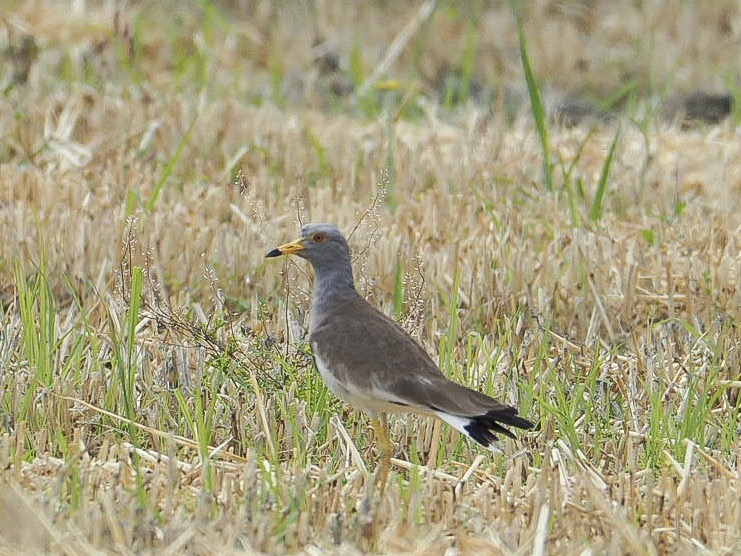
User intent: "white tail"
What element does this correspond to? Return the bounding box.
[433,411,504,453]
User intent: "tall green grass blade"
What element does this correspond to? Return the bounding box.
[146,116,197,213]
[14,258,57,428]
[306,129,330,181]
[589,128,620,222]
[350,32,364,92]
[269,24,284,105]
[118,266,143,425]
[125,188,139,216]
[459,21,477,104]
[560,127,596,228]
[516,15,552,191]
[194,388,216,493]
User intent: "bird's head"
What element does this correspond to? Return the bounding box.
[265,223,351,269]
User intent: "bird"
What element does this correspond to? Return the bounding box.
[266,223,533,476]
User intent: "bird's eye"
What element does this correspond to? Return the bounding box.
[312,233,326,243]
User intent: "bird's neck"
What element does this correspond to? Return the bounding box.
[308,261,357,336]
[312,263,357,305]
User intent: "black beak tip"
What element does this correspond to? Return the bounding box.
[265,248,282,258]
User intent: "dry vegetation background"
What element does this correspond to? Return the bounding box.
[1,0,741,554]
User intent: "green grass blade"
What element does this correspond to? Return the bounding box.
[589,128,620,222]
[459,20,477,104]
[119,266,143,423]
[560,126,596,228]
[145,116,197,213]
[516,15,552,191]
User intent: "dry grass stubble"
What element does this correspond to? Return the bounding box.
[1,1,741,554]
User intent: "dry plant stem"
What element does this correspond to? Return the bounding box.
[52,394,249,464]
[371,414,392,489]
[330,415,368,474]
[356,0,438,98]
[248,369,277,459]
[426,418,443,467]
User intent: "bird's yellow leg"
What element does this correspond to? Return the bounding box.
[371,413,391,488]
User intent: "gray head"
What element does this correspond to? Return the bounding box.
[266,223,356,294]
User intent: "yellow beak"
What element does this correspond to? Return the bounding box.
[265,238,305,258]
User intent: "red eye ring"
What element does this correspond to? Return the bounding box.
[312,233,326,243]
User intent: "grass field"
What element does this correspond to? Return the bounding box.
[1,1,741,554]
